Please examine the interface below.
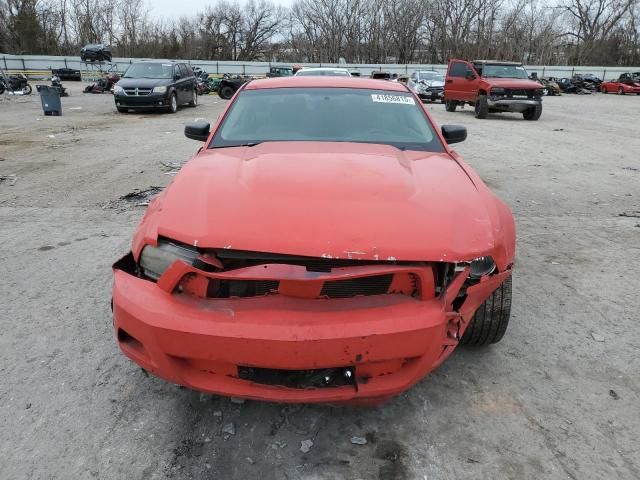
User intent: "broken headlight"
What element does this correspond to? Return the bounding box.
[469,256,496,279]
[139,241,199,281]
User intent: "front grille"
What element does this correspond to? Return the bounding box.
[207,279,278,298]
[320,274,393,298]
[238,365,355,388]
[123,88,152,96]
[506,88,540,98]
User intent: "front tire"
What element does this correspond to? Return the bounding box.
[474,94,488,119]
[116,106,128,113]
[189,89,197,107]
[219,85,234,100]
[617,87,624,95]
[445,100,457,112]
[23,84,32,95]
[460,276,512,346]
[168,93,178,113]
[523,102,542,121]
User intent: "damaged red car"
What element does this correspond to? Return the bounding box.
[112,76,516,405]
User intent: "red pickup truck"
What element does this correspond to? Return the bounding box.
[444,59,544,120]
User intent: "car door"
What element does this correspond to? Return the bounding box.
[183,64,195,98]
[446,60,477,102]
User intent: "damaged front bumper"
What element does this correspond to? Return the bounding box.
[487,97,541,113]
[112,252,511,405]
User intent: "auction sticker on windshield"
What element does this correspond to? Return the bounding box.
[371,94,416,105]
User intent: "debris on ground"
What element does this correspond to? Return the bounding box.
[551,261,561,265]
[300,439,313,453]
[0,174,18,186]
[25,403,32,409]
[213,410,222,417]
[350,436,367,445]
[622,166,639,172]
[104,186,163,210]
[246,457,255,464]
[199,393,208,403]
[552,128,564,132]
[619,211,640,218]
[204,436,211,443]
[609,389,620,400]
[591,332,605,342]
[222,423,235,435]
[230,397,245,405]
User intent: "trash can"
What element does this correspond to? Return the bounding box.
[36,85,62,116]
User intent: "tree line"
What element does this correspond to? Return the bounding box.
[1,0,639,66]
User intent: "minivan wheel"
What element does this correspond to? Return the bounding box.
[189,90,197,107]
[168,93,178,113]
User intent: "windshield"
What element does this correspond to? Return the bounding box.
[210,88,444,152]
[417,72,444,82]
[124,63,173,79]
[481,64,528,79]
[296,69,349,77]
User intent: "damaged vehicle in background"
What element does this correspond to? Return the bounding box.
[409,70,445,102]
[80,43,112,62]
[444,59,543,120]
[112,76,516,405]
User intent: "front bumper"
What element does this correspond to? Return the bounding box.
[418,90,444,101]
[487,97,541,112]
[114,94,169,109]
[112,256,510,404]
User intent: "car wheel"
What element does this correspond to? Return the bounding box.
[474,95,488,119]
[601,86,607,94]
[168,93,178,113]
[460,276,512,346]
[22,84,32,95]
[617,87,624,95]
[189,89,197,107]
[445,100,457,112]
[523,103,542,121]
[116,107,128,113]
[219,85,234,100]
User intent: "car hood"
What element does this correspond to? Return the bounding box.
[151,142,499,262]
[483,78,542,89]
[117,78,171,88]
[421,80,445,87]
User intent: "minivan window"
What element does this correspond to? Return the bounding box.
[124,63,173,79]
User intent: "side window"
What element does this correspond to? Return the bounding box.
[183,64,193,77]
[178,64,188,77]
[449,62,470,78]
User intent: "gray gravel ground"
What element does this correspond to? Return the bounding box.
[1,84,639,480]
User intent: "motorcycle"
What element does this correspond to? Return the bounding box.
[0,73,33,95]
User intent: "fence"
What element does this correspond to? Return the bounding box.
[2,53,638,80]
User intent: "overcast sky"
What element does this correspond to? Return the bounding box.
[147,0,294,19]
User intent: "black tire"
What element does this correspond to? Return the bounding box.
[445,100,457,112]
[460,276,512,346]
[601,86,607,94]
[523,103,542,121]
[168,93,178,113]
[23,84,32,95]
[474,95,488,119]
[617,87,624,95]
[188,89,197,107]
[116,106,128,113]
[0,84,5,95]
[219,85,234,100]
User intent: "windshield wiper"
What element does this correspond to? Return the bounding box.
[211,142,262,149]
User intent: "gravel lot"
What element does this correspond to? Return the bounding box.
[1,84,639,480]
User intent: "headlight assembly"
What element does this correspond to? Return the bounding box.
[153,86,167,93]
[139,241,199,280]
[113,85,124,94]
[469,256,497,279]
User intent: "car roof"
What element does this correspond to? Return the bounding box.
[473,60,523,65]
[245,76,409,91]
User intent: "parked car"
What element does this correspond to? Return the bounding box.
[112,76,516,405]
[600,73,640,95]
[572,73,601,88]
[217,74,250,100]
[370,71,392,80]
[444,59,544,120]
[266,66,294,77]
[51,68,81,81]
[80,44,112,62]
[113,61,196,113]
[295,67,351,77]
[409,70,445,102]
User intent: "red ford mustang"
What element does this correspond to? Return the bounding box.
[112,77,516,405]
[600,74,640,94]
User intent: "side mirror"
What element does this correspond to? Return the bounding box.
[441,125,467,144]
[185,121,210,142]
